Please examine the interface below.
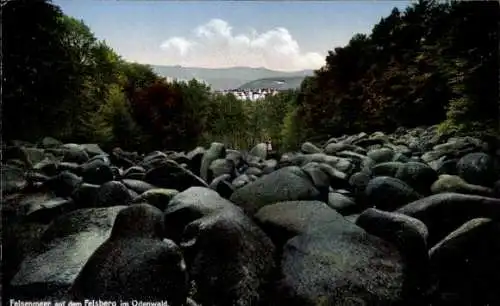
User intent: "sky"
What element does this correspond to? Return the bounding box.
[53,0,414,72]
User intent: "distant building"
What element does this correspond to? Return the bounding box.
[213,87,282,101]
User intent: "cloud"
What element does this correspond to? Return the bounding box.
[160,37,195,56]
[159,18,325,71]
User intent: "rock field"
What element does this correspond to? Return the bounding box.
[3,125,500,306]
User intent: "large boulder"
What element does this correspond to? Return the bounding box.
[394,161,438,195]
[79,158,114,185]
[254,200,343,248]
[208,158,235,183]
[249,143,268,160]
[356,208,432,299]
[208,174,235,199]
[79,143,106,157]
[186,147,206,176]
[431,174,494,197]
[92,180,135,208]
[200,142,226,182]
[397,193,500,246]
[229,166,325,216]
[164,187,234,242]
[43,171,83,198]
[69,204,189,305]
[2,165,28,195]
[8,206,127,300]
[40,137,62,149]
[364,176,423,211]
[181,206,276,306]
[3,220,50,287]
[429,218,500,305]
[61,144,89,164]
[327,192,359,215]
[301,142,322,154]
[121,178,157,194]
[131,188,179,211]
[272,218,407,305]
[367,147,395,164]
[145,159,208,191]
[456,152,499,187]
[164,187,276,306]
[371,161,404,178]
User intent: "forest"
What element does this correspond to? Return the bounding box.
[3,0,499,153]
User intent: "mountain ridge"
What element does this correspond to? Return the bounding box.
[150,64,314,90]
[238,76,308,90]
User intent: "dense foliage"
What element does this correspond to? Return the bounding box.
[3,0,498,153]
[296,0,499,143]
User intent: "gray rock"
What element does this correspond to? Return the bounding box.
[145,159,208,191]
[435,158,458,175]
[61,144,89,164]
[186,146,206,176]
[140,151,169,171]
[23,196,76,224]
[33,158,58,176]
[79,143,106,157]
[301,142,322,154]
[232,174,252,189]
[367,147,395,164]
[229,166,324,216]
[122,165,146,180]
[245,166,263,176]
[208,158,235,182]
[429,218,500,305]
[208,174,234,199]
[40,137,62,149]
[121,178,156,194]
[327,192,359,215]
[164,187,235,242]
[356,208,431,298]
[93,181,134,208]
[225,149,245,169]
[349,171,372,200]
[200,142,226,182]
[70,204,188,305]
[10,206,127,299]
[1,164,27,195]
[43,171,83,198]
[254,200,343,248]
[23,148,46,165]
[324,143,355,155]
[249,142,268,160]
[431,174,494,197]
[262,159,278,174]
[180,202,275,306]
[395,162,438,195]
[80,158,114,185]
[365,176,423,211]
[397,193,500,246]
[3,221,50,286]
[131,188,179,211]
[457,152,499,187]
[372,161,404,178]
[273,217,406,305]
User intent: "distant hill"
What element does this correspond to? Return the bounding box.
[150,65,314,90]
[237,76,307,90]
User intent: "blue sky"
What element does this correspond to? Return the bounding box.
[53,0,413,71]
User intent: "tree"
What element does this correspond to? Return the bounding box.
[291,0,498,145]
[130,79,213,151]
[3,0,81,140]
[88,84,143,150]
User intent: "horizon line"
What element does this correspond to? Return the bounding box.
[131,62,318,73]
